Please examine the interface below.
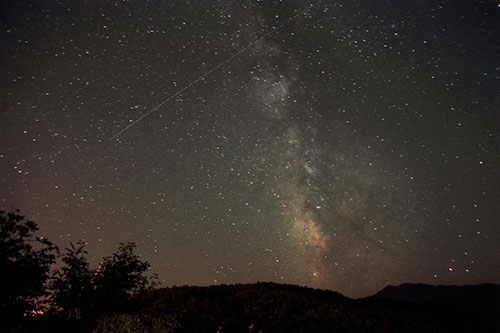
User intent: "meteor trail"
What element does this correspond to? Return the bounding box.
[110,3,315,140]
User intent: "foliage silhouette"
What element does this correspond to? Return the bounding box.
[51,240,94,320]
[92,242,158,314]
[0,208,159,331]
[50,240,158,328]
[0,209,57,321]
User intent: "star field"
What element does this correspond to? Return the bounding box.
[1,0,499,298]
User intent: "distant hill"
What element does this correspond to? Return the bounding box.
[374,282,500,307]
[92,282,500,332]
[372,283,500,332]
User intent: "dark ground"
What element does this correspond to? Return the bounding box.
[7,282,499,333]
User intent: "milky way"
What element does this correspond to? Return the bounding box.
[1,1,499,297]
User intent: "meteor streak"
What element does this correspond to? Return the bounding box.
[110,3,315,140]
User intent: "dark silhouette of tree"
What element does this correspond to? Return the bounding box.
[0,209,56,320]
[50,241,158,327]
[93,242,157,313]
[51,241,93,320]
[0,208,160,331]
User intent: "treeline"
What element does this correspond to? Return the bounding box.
[0,209,157,332]
[3,209,500,332]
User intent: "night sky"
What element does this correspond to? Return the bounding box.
[1,0,499,298]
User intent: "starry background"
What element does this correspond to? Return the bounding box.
[1,0,499,298]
